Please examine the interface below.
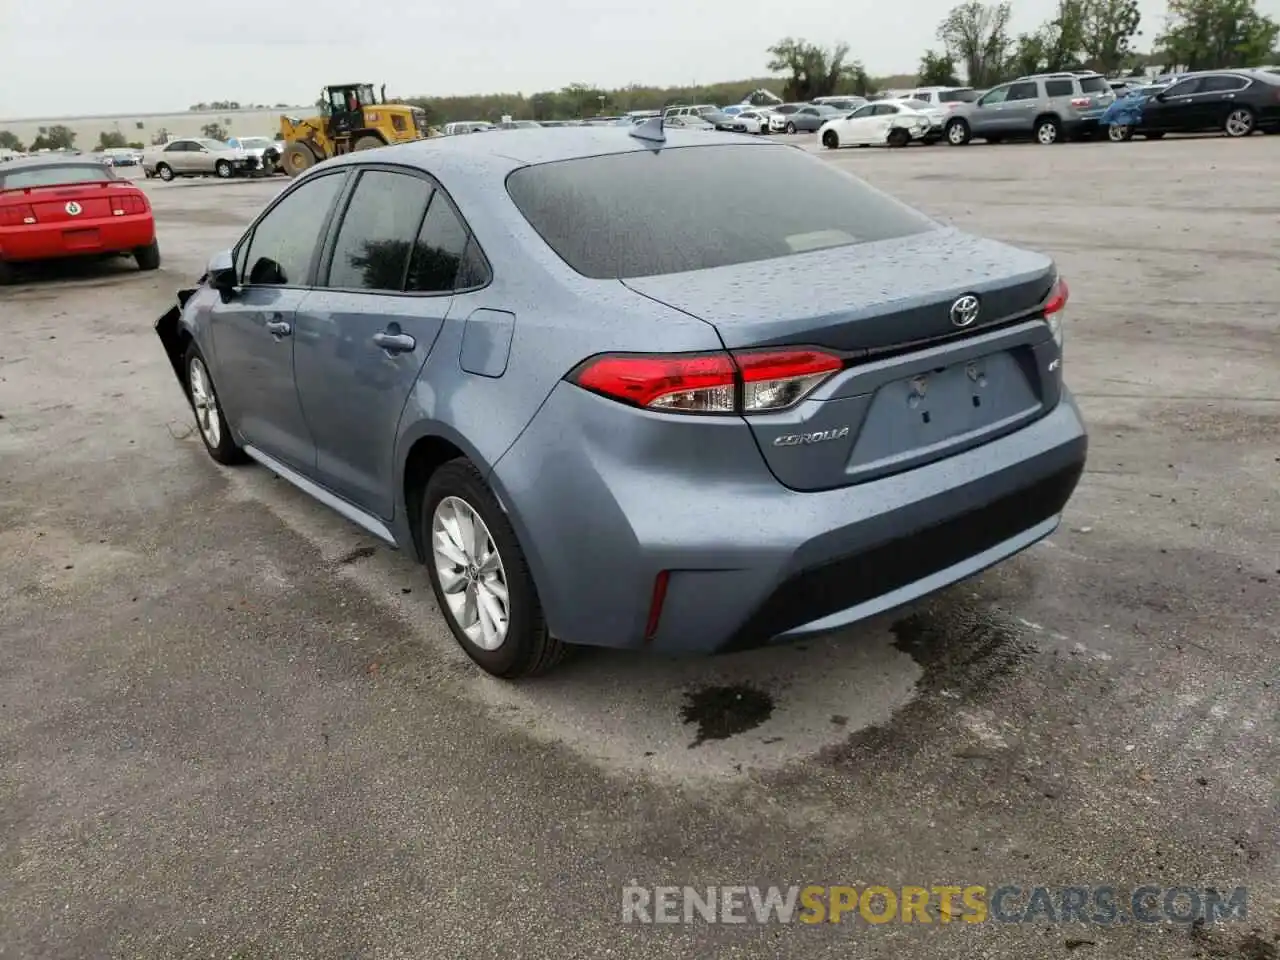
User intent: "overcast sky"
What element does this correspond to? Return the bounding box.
[3,0,1276,118]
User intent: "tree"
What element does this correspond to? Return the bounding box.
[767,37,864,100]
[29,125,75,151]
[1081,0,1143,73]
[1010,0,1088,75]
[96,130,128,150]
[917,50,960,85]
[0,130,24,151]
[937,2,1014,88]
[201,122,229,140]
[1157,0,1279,69]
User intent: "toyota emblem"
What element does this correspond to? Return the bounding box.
[64,201,82,216]
[949,294,980,328]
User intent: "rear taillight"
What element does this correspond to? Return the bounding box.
[1070,97,1091,107]
[110,193,148,216]
[0,203,37,226]
[569,347,843,415]
[1044,276,1068,349]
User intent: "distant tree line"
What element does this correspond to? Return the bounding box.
[1,0,1274,150]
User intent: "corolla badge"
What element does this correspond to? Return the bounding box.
[65,201,82,216]
[773,426,850,447]
[950,294,980,328]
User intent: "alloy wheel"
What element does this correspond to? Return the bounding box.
[1225,109,1253,137]
[1037,122,1058,144]
[188,357,222,449]
[431,496,510,651]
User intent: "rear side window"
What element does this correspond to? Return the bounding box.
[405,194,472,293]
[1078,76,1110,94]
[241,171,345,286]
[325,170,434,291]
[937,88,976,102]
[1044,79,1074,97]
[505,144,936,280]
[1199,75,1248,92]
[0,164,116,189]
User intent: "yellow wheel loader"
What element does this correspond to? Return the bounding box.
[278,83,429,177]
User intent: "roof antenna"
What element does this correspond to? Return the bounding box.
[629,105,665,146]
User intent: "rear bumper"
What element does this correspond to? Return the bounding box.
[491,382,1088,654]
[0,215,154,262]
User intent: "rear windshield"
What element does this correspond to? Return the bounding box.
[937,88,977,102]
[1078,76,1110,94]
[0,164,117,189]
[505,144,936,279]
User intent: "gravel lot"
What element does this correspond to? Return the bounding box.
[1,136,1276,960]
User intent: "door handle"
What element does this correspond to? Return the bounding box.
[372,331,416,354]
[1223,93,1235,99]
[265,314,292,337]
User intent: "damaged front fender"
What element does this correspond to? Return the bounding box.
[154,287,198,389]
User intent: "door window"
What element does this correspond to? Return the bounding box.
[240,172,345,286]
[978,85,1010,106]
[1198,74,1249,92]
[324,170,435,291]
[872,104,899,116]
[849,104,876,119]
[405,194,475,293]
[165,141,188,152]
[1162,78,1202,97]
[1044,79,1073,97]
[1006,82,1039,101]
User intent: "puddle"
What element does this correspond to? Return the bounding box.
[680,684,775,748]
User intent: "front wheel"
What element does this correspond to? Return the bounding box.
[1108,123,1134,142]
[946,120,971,146]
[156,163,174,181]
[352,135,384,151]
[214,159,232,178]
[423,460,566,678]
[1224,107,1254,138]
[821,129,839,149]
[784,121,797,134]
[185,345,247,465]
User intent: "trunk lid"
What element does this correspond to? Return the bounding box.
[622,229,1062,492]
[16,181,123,223]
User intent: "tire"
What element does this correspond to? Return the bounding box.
[134,240,161,271]
[156,163,174,181]
[421,459,565,678]
[946,119,971,145]
[352,135,384,151]
[1144,131,1165,140]
[214,159,233,179]
[1035,117,1062,145]
[821,129,839,149]
[1224,107,1255,138]
[887,127,910,148]
[281,142,317,177]
[0,259,15,286]
[784,121,797,134]
[184,344,247,466]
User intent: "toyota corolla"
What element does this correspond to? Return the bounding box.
[155,123,1087,678]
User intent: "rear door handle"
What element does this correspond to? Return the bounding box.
[265,314,292,337]
[372,331,416,354]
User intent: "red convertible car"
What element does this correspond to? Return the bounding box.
[0,155,159,284]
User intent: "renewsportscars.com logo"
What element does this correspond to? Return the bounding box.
[621,885,1250,926]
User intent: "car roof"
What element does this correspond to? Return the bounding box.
[321,126,770,176]
[0,153,106,173]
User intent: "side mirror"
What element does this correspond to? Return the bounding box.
[207,248,238,298]
[1154,92,1167,102]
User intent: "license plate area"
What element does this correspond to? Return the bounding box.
[844,349,1041,480]
[62,228,101,250]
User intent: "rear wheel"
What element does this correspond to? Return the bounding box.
[821,129,839,149]
[156,163,174,181]
[1035,117,1062,145]
[887,127,910,148]
[1108,123,1134,142]
[784,121,797,134]
[946,119,971,145]
[353,135,385,151]
[281,142,317,177]
[422,460,565,678]
[134,241,161,271]
[1224,107,1254,137]
[214,159,232,178]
